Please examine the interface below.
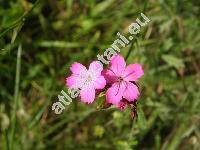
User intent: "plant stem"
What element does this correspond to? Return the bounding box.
[125,39,136,61]
[0,0,41,38]
[10,44,22,150]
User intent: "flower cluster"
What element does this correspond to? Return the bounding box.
[66,54,144,110]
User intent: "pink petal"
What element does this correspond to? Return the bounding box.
[89,61,103,76]
[94,75,106,89]
[123,82,140,102]
[101,69,118,84]
[122,64,144,81]
[106,82,126,105]
[66,75,80,89]
[80,86,95,103]
[110,55,126,76]
[70,62,87,75]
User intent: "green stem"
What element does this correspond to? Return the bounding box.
[10,44,22,150]
[0,0,41,38]
[125,39,136,61]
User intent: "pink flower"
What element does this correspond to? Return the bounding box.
[66,61,106,103]
[103,55,144,106]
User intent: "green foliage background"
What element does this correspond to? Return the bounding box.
[0,0,200,149]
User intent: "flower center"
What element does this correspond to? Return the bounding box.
[117,76,124,82]
[86,75,93,82]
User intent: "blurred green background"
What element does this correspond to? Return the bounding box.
[0,0,200,149]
